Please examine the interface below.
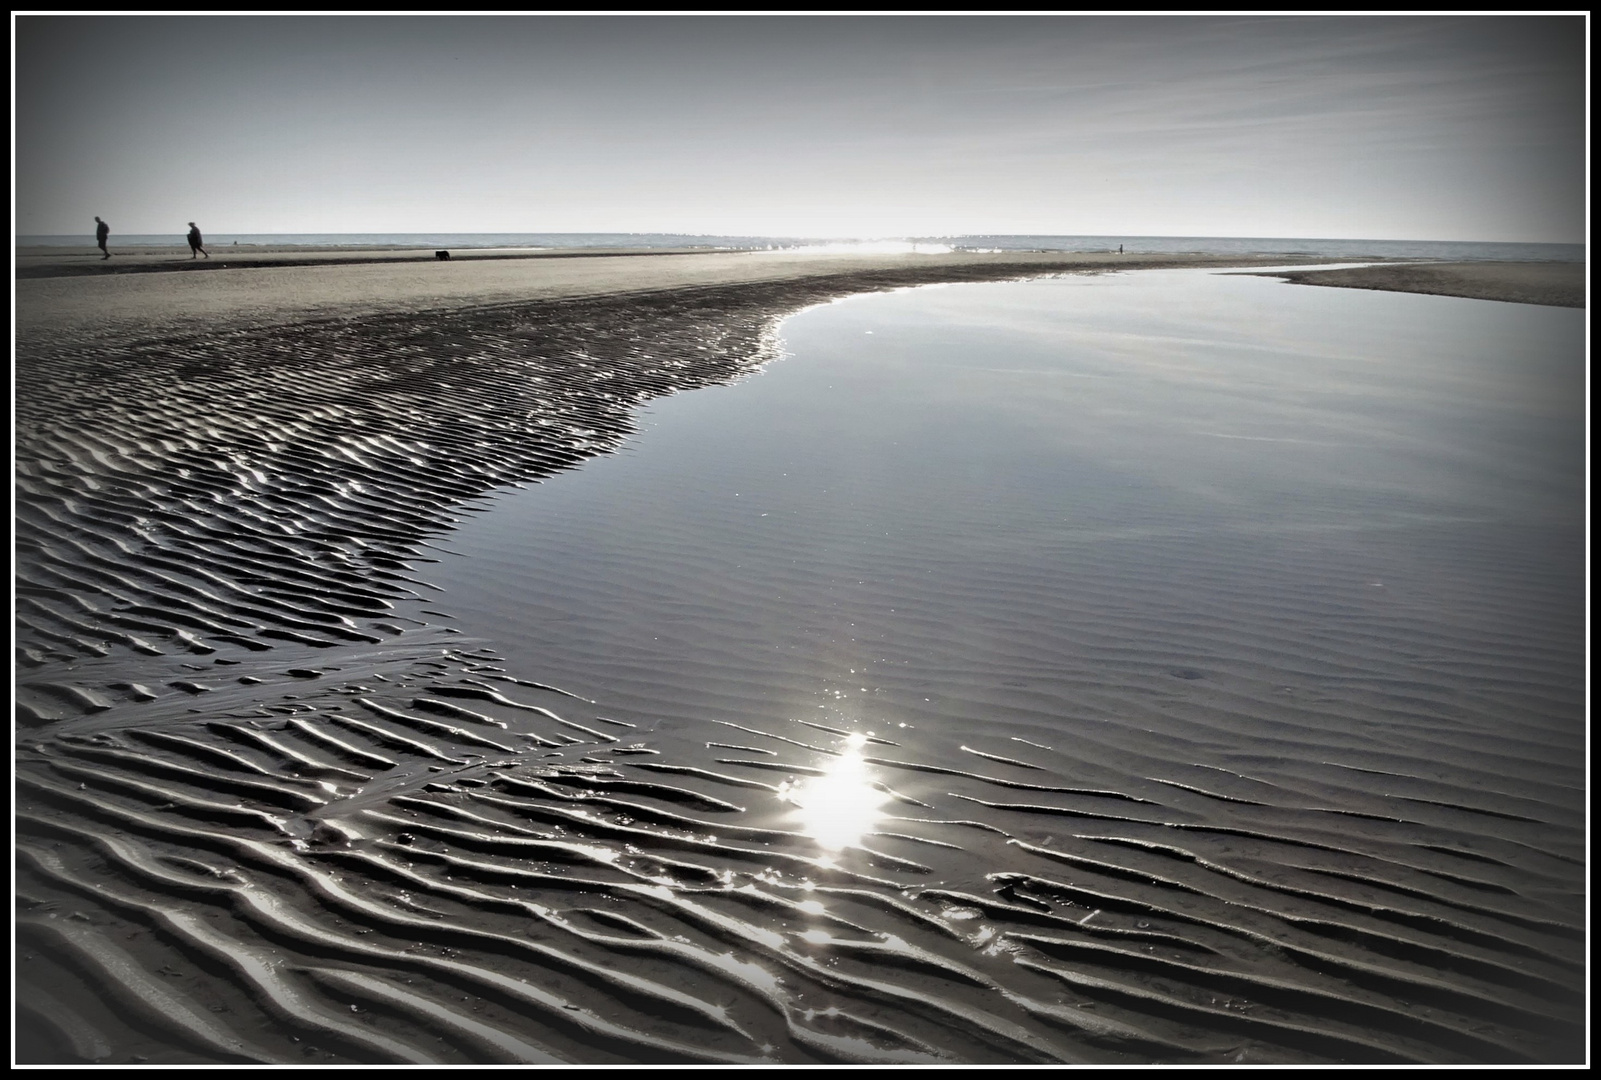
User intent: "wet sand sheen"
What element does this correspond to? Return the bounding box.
[15,255,1585,1063]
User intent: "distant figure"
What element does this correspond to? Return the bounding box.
[1118,243,1124,254]
[187,222,209,259]
[435,250,451,261]
[95,216,111,259]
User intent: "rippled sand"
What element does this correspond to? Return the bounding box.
[14,253,1586,1064]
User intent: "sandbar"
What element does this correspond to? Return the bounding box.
[1254,260,1584,308]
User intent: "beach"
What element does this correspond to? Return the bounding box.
[1255,260,1584,308]
[14,249,1586,1064]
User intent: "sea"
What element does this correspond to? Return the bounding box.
[15,232,1585,263]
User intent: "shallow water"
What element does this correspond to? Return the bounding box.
[428,269,1583,773]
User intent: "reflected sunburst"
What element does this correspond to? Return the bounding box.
[777,732,889,851]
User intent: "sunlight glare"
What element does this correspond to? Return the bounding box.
[778,731,889,850]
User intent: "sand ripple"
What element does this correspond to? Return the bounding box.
[15,271,1586,1063]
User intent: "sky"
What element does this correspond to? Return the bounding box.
[12,14,1588,242]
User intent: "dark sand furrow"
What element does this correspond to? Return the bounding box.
[715,757,828,776]
[368,803,699,875]
[1078,836,1582,957]
[1151,821,1555,897]
[1010,839,1578,1001]
[50,742,328,812]
[950,792,1177,828]
[1014,957,1425,1064]
[388,794,910,886]
[465,791,815,865]
[986,870,1573,1040]
[170,536,407,592]
[17,595,167,655]
[1385,795,1548,825]
[16,918,283,1064]
[206,723,374,782]
[322,853,1033,1063]
[14,610,115,658]
[32,758,292,835]
[284,719,400,769]
[225,860,764,1044]
[389,856,1073,1062]
[53,844,767,1063]
[1008,933,1539,1062]
[708,719,838,754]
[354,699,520,753]
[298,969,563,1064]
[105,548,395,627]
[960,745,1045,770]
[627,762,783,792]
[918,883,1237,958]
[959,781,1571,892]
[18,807,781,1061]
[19,847,444,1064]
[492,774,789,838]
[322,713,469,763]
[410,698,511,728]
[14,984,117,1064]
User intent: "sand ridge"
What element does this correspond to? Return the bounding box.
[1254,261,1584,308]
[14,253,1586,1064]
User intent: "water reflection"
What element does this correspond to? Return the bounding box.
[777,732,888,850]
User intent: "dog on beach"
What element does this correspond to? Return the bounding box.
[436,250,451,261]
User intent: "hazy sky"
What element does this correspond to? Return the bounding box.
[13,15,1587,242]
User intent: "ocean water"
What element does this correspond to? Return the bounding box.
[16,231,1584,263]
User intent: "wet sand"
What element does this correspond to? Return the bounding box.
[1254,260,1584,308]
[14,251,1585,1064]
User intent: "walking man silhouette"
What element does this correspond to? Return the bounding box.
[95,216,111,259]
[187,222,209,259]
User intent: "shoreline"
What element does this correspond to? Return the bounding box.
[15,253,1585,1064]
[18,250,1577,356]
[1251,260,1584,308]
[16,249,1343,351]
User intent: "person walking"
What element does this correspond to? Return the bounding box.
[95,216,111,259]
[187,222,209,259]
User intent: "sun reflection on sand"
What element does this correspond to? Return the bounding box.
[777,732,889,851]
